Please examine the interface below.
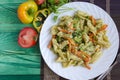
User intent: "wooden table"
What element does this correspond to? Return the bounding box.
[41,0,120,80]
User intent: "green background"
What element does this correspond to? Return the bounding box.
[0,0,40,80]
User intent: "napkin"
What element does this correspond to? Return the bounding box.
[0,0,40,75]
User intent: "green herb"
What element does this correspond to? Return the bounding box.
[40,0,70,13]
[53,7,75,21]
[39,0,74,21]
[53,15,58,21]
[56,36,64,43]
[62,45,68,52]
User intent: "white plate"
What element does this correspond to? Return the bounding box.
[40,2,119,80]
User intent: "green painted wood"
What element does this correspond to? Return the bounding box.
[0,0,40,78]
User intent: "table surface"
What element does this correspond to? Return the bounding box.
[41,0,120,80]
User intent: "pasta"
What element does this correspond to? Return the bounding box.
[48,10,110,69]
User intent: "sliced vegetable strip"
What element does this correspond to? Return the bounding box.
[97,24,108,33]
[90,16,96,26]
[47,35,56,48]
[33,9,50,32]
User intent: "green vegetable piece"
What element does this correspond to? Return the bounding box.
[53,15,58,21]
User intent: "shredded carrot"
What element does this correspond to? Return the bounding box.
[75,51,91,69]
[81,54,90,62]
[69,39,76,46]
[71,49,91,62]
[88,33,95,42]
[52,35,56,38]
[84,62,91,70]
[83,57,90,62]
[47,35,55,48]
[68,23,76,31]
[81,51,91,59]
[68,42,72,52]
[72,51,82,60]
[74,50,91,62]
[76,51,82,57]
[70,27,76,31]
[58,27,71,34]
[77,51,82,54]
[47,39,52,48]
[71,49,74,54]
[89,36,95,43]
[69,47,91,70]
[88,33,94,37]
[80,51,91,62]
[97,24,108,33]
[69,44,78,54]
[89,37,93,42]
[66,37,76,53]
[90,16,96,26]
[64,37,76,46]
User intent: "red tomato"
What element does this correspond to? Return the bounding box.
[34,0,44,5]
[18,27,38,48]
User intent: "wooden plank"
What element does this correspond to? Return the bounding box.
[44,63,60,80]
[90,0,94,4]
[111,63,120,80]
[94,0,106,10]
[112,16,120,32]
[106,0,110,14]
[106,0,111,80]
[106,73,112,80]
[110,0,120,16]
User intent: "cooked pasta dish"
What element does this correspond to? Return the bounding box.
[48,10,110,69]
